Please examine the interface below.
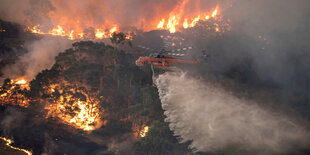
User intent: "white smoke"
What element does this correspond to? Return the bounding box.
[156,71,310,154]
[2,36,72,81]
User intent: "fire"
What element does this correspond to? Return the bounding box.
[29,25,43,34]
[139,126,149,137]
[69,30,74,40]
[183,18,188,29]
[190,15,200,27]
[95,29,106,39]
[25,2,225,38]
[156,5,221,33]
[28,25,124,40]
[0,137,32,155]
[110,26,117,34]
[0,78,30,107]
[211,7,218,18]
[15,79,27,85]
[125,33,133,40]
[157,19,165,29]
[45,84,103,131]
[14,78,29,90]
[167,15,179,33]
[50,25,66,36]
[109,26,118,37]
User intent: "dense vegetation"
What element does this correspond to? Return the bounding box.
[0,29,195,154]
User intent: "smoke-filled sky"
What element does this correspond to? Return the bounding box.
[154,0,310,154]
[1,0,310,154]
[0,0,220,31]
[2,36,72,81]
[185,0,310,94]
[227,0,310,78]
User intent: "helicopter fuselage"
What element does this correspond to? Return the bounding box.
[135,56,200,67]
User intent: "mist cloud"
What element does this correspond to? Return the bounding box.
[156,71,310,154]
[2,36,72,81]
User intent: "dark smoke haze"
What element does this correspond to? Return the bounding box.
[0,0,219,31]
[211,0,310,93]
[0,0,310,154]
[154,0,310,154]
[1,36,72,81]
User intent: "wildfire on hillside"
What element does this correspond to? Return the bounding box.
[27,25,123,40]
[25,1,227,40]
[139,126,149,138]
[0,77,104,131]
[0,137,32,155]
[44,83,103,131]
[157,5,220,33]
[0,78,30,107]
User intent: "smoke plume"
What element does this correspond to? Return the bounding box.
[156,71,310,154]
[0,0,221,31]
[2,36,72,81]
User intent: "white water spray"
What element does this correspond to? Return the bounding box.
[156,71,309,154]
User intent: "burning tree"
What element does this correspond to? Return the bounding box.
[0,78,30,107]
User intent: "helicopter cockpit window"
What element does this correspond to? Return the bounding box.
[149,53,159,58]
[157,54,165,58]
[136,58,141,63]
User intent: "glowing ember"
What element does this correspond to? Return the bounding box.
[0,78,30,107]
[15,79,27,85]
[69,30,74,40]
[183,18,188,29]
[157,19,165,29]
[45,84,103,131]
[109,26,118,37]
[14,78,29,90]
[95,29,106,39]
[0,137,32,155]
[211,7,218,18]
[190,15,200,27]
[139,126,149,137]
[50,25,66,36]
[125,34,133,40]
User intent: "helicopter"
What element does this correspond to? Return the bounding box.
[135,47,205,67]
[135,45,207,86]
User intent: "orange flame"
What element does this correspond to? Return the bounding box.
[157,19,165,29]
[157,5,221,32]
[139,126,149,137]
[45,84,103,131]
[15,79,27,85]
[27,3,224,38]
[183,18,188,29]
[190,15,200,27]
[167,15,179,33]
[211,7,218,18]
[95,29,106,39]
[0,78,30,107]
[28,25,124,40]
[0,137,32,155]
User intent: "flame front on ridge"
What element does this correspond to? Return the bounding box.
[26,1,223,40]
